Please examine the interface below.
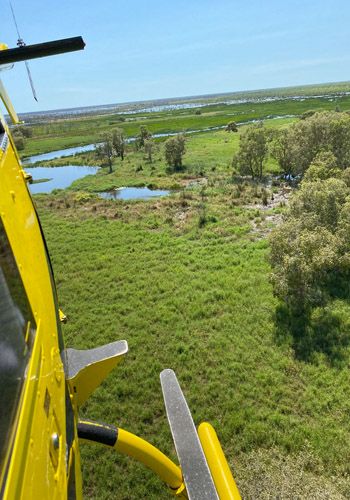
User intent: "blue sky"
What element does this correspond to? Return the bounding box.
[0,0,349,112]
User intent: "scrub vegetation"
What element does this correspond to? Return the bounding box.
[27,83,350,499]
[267,112,350,363]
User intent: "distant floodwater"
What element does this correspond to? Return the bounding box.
[15,88,350,123]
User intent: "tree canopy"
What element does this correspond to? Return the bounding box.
[226,121,238,132]
[164,134,186,171]
[95,128,126,173]
[270,150,350,362]
[270,111,350,177]
[135,126,152,150]
[234,123,267,179]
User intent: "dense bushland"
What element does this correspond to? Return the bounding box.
[270,139,350,363]
[271,111,350,176]
[234,111,350,180]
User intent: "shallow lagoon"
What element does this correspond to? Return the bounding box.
[26,166,99,194]
[99,187,170,200]
[25,166,171,199]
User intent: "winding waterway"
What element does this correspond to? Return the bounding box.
[23,114,296,195]
[23,144,96,164]
[24,114,295,165]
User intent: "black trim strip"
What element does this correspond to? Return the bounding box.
[31,201,65,352]
[77,419,118,447]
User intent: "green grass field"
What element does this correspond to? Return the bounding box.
[36,188,350,499]
[27,87,350,498]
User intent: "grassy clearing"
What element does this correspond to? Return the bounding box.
[35,188,350,498]
[68,130,241,192]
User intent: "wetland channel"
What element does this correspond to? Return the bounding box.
[22,114,295,196]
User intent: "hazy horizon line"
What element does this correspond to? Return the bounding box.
[14,79,350,117]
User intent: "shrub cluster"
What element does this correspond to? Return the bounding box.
[270,151,350,362]
[95,128,126,173]
[271,111,350,176]
[12,125,32,151]
[234,111,350,180]
[164,134,186,172]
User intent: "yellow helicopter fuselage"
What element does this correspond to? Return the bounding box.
[0,106,82,498]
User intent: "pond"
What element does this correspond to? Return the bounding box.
[99,187,171,200]
[25,166,99,194]
[25,165,171,199]
[22,138,174,196]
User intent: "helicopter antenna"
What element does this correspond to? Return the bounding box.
[9,1,22,42]
[24,61,38,101]
[9,0,38,101]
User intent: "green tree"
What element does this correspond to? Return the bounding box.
[95,129,126,172]
[12,130,25,150]
[285,118,319,173]
[270,128,299,178]
[234,123,267,179]
[112,128,125,161]
[135,126,152,150]
[95,133,114,173]
[303,151,340,182]
[270,219,339,311]
[269,112,350,177]
[164,134,186,171]
[288,177,347,230]
[16,125,33,138]
[300,110,317,120]
[270,167,350,361]
[144,139,154,163]
[225,121,238,132]
[341,167,350,187]
[328,112,350,168]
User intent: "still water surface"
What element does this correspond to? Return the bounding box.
[26,166,99,194]
[25,166,170,199]
[23,144,96,164]
[99,187,170,200]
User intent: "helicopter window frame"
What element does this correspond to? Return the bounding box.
[0,120,7,153]
[0,216,36,479]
